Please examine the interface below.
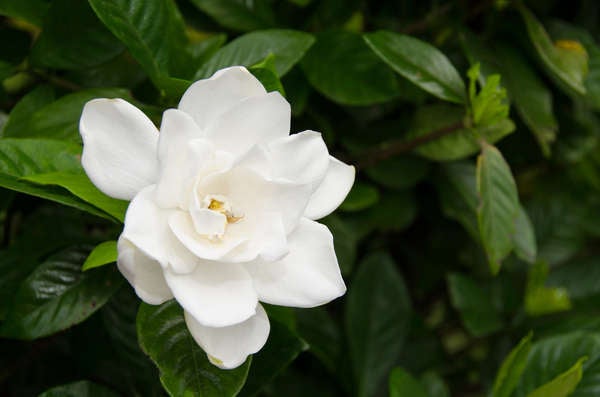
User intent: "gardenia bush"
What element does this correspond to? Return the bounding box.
[1,0,600,396]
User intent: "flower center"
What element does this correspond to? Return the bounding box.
[201,194,243,224]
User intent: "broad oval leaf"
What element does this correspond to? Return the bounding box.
[476,142,519,274]
[0,246,123,339]
[492,333,533,397]
[346,252,412,397]
[301,31,400,105]
[389,368,429,397]
[340,182,380,212]
[38,380,119,397]
[195,29,314,79]
[513,205,538,264]
[528,357,586,397]
[364,155,430,190]
[189,0,275,32]
[82,240,118,271]
[137,300,251,397]
[364,31,467,104]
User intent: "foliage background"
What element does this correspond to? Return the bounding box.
[1,0,600,396]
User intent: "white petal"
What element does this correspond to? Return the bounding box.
[122,186,199,274]
[184,304,270,369]
[204,92,291,158]
[164,262,258,327]
[155,109,205,208]
[117,236,172,304]
[268,131,330,185]
[246,218,346,308]
[304,156,355,220]
[80,98,159,200]
[190,208,227,238]
[179,66,266,130]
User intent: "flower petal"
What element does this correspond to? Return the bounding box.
[190,208,227,238]
[245,218,346,308]
[179,66,266,130]
[122,186,199,274]
[164,262,258,327]
[80,98,159,200]
[304,156,355,220]
[117,236,172,305]
[184,304,270,369]
[204,92,291,158]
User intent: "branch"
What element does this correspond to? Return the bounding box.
[356,121,465,168]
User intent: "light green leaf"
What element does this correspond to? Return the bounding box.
[82,241,118,271]
[476,142,519,274]
[364,31,466,104]
[340,182,379,212]
[491,333,533,397]
[389,368,429,397]
[30,0,124,70]
[526,262,571,316]
[301,30,400,105]
[528,357,586,397]
[447,273,503,337]
[513,205,538,264]
[547,257,600,308]
[518,5,588,95]
[137,300,251,397]
[189,0,274,32]
[346,252,412,397]
[38,380,119,397]
[0,246,123,339]
[89,0,192,97]
[196,29,314,79]
[467,64,509,127]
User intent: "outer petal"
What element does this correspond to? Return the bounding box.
[164,262,258,327]
[179,66,266,130]
[80,98,159,200]
[117,236,172,304]
[245,218,346,308]
[304,156,355,220]
[122,186,199,274]
[184,304,270,369]
[204,92,291,158]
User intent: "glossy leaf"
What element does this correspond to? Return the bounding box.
[189,0,274,31]
[302,31,400,105]
[476,142,519,274]
[1,85,55,137]
[491,333,533,397]
[364,31,466,104]
[137,300,251,397]
[196,29,314,79]
[346,252,412,397]
[0,246,123,339]
[82,241,118,271]
[528,357,586,397]
[389,368,429,397]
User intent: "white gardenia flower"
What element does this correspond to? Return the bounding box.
[79,66,355,369]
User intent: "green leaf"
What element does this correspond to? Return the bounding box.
[364,155,430,190]
[22,172,128,222]
[301,31,400,105]
[38,380,119,397]
[321,214,359,275]
[447,273,503,337]
[437,162,480,239]
[358,191,417,232]
[513,205,538,264]
[421,372,450,397]
[30,0,124,70]
[518,5,588,95]
[346,252,412,397]
[491,333,533,397]
[249,54,286,95]
[0,0,49,26]
[196,29,314,79]
[189,0,274,32]
[0,246,123,339]
[82,241,118,271]
[364,31,466,104]
[2,85,55,137]
[340,182,379,212]
[406,104,514,162]
[89,0,192,96]
[547,257,600,308]
[515,332,600,397]
[3,87,130,141]
[389,368,429,397]
[476,142,519,274]
[296,307,341,373]
[466,64,510,127]
[525,262,571,316]
[528,357,586,397]
[137,300,251,397]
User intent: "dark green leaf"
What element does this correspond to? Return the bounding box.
[0,246,123,339]
[137,300,251,397]
[82,241,118,271]
[196,29,314,79]
[437,161,479,239]
[340,182,379,211]
[189,0,274,32]
[491,333,533,397]
[302,31,400,105]
[364,31,466,104]
[389,368,429,397]
[2,85,56,137]
[421,372,450,397]
[296,307,341,373]
[346,252,412,397]
[547,257,600,308]
[513,205,538,264]
[365,155,430,189]
[38,380,119,397]
[447,273,503,337]
[0,0,49,26]
[30,0,124,70]
[321,214,359,275]
[476,142,519,274]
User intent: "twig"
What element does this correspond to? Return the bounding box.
[30,69,82,91]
